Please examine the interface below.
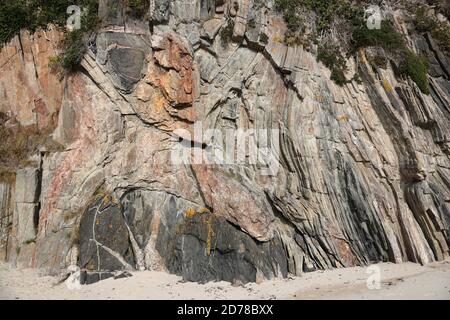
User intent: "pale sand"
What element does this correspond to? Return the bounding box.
[1,260,449,300]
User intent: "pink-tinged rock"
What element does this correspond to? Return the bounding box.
[0,26,64,130]
[192,165,275,242]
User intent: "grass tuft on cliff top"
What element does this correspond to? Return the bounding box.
[0,0,99,71]
[274,0,431,93]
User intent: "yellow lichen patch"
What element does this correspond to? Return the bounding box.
[111,196,120,205]
[315,95,325,102]
[185,208,196,218]
[382,78,393,93]
[175,221,187,235]
[273,33,283,43]
[153,89,168,113]
[102,195,111,205]
[178,209,216,256]
[204,214,215,256]
[336,114,349,122]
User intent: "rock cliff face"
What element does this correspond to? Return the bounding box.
[0,0,449,284]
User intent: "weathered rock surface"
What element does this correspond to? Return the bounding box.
[0,0,449,284]
[0,26,64,129]
[79,195,134,272]
[0,182,13,262]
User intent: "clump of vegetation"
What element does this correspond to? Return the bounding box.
[0,0,75,45]
[414,6,450,56]
[274,0,365,84]
[352,73,362,85]
[351,20,430,93]
[0,1,33,45]
[317,45,348,86]
[284,31,303,46]
[204,214,215,256]
[52,0,99,73]
[220,18,235,47]
[259,32,269,45]
[248,18,256,29]
[352,21,405,51]
[61,28,88,71]
[371,54,388,69]
[273,1,432,93]
[399,51,430,94]
[0,0,99,72]
[274,0,303,31]
[275,0,363,33]
[0,0,97,45]
[125,0,150,18]
[415,6,439,32]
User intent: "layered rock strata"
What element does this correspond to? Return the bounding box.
[0,0,449,284]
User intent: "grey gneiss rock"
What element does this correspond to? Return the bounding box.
[79,196,135,272]
[0,0,449,284]
[157,212,288,284]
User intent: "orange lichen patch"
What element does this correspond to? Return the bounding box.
[199,207,210,214]
[185,208,196,218]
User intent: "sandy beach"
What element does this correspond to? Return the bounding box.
[1,260,449,300]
